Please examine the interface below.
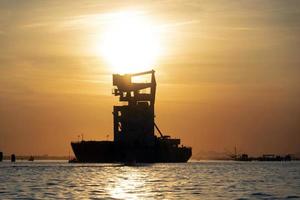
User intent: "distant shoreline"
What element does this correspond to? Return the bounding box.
[2,155,70,160]
[1,154,299,161]
[1,157,299,162]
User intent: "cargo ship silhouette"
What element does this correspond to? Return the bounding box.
[71,70,192,163]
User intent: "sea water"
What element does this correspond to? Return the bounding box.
[0,161,299,199]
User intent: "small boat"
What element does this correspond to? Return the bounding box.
[11,154,16,162]
[28,156,34,161]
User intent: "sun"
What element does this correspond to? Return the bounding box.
[99,11,161,74]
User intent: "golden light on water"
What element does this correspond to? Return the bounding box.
[106,168,146,200]
[99,11,162,74]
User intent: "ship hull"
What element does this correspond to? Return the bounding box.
[71,140,192,163]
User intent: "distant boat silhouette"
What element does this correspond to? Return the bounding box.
[11,154,16,162]
[28,156,34,161]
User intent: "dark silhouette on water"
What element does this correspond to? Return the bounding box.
[257,154,291,161]
[228,147,292,161]
[71,70,192,163]
[28,156,34,161]
[11,154,16,162]
[0,152,3,162]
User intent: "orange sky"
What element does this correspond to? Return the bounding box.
[0,1,299,157]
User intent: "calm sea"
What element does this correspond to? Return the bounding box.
[0,160,299,199]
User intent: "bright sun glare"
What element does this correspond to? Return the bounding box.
[100,11,161,74]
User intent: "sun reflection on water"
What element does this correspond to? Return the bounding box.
[107,167,146,200]
[1,162,298,199]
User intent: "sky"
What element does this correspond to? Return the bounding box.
[0,0,299,157]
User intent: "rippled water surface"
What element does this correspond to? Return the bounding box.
[0,161,300,199]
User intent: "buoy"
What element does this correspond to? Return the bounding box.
[11,154,16,162]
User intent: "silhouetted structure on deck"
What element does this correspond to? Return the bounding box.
[71,70,192,163]
[112,70,156,146]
